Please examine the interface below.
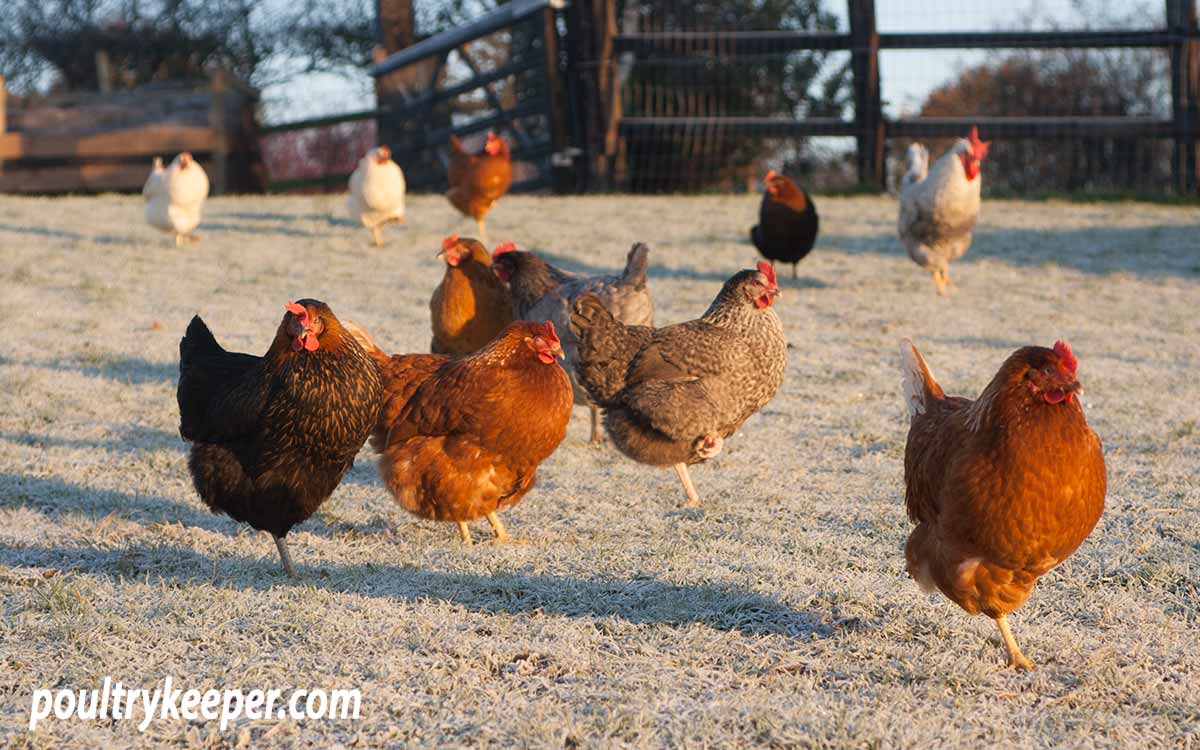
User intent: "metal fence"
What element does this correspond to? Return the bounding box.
[565,0,1200,195]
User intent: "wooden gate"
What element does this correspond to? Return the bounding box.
[370,0,571,194]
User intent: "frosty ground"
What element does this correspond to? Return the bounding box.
[0,193,1197,749]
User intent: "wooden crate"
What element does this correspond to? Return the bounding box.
[0,72,265,195]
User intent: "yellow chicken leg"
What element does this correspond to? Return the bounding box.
[485,512,511,543]
[673,463,702,507]
[996,615,1035,671]
[371,225,383,248]
[457,522,474,546]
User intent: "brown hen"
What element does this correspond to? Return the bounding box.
[900,339,1106,670]
[344,319,572,544]
[430,234,513,355]
[446,131,511,243]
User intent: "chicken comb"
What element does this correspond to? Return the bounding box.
[540,321,560,345]
[764,169,778,182]
[492,242,516,260]
[1053,340,1078,375]
[285,301,309,322]
[968,126,991,160]
[442,234,459,251]
[756,260,777,287]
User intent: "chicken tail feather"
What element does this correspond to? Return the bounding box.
[179,315,224,365]
[620,242,651,290]
[900,338,945,419]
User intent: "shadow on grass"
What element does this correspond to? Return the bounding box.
[203,221,334,239]
[0,424,182,455]
[0,223,134,245]
[0,540,831,638]
[820,223,1200,279]
[0,473,231,534]
[16,354,177,385]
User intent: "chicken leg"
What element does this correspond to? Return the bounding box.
[372,225,384,248]
[485,512,511,543]
[272,533,296,577]
[673,463,702,507]
[457,521,474,546]
[588,404,605,445]
[476,217,488,246]
[996,615,1035,671]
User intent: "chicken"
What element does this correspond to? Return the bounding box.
[570,261,787,506]
[344,319,573,544]
[144,152,209,246]
[348,145,406,247]
[899,339,1106,670]
[898,127,991,295]
[446,131,511,243]
[750,170,819,278]
[491,242,654,444]
[429,234,513,355]
[177,300,383,576]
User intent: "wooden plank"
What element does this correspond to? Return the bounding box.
[0,125,217,161]
[848,0,885,189]
[0,162,154,193]
[259,109,381,136]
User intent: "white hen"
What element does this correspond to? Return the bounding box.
[144,152,209,246]
[347,145,406,247]
[898,127,990,295]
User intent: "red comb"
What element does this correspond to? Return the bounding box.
[756,260,777,286]
[285,302,308,320]
[968,126,991,160]
[492,242,516,260]
[541,321,560,344]
[1053,340,1078,375]
[442,234,459,251]
[764,169,778,182]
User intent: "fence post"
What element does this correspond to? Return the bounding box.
[1167,0,1199,193]
[848,0,885,190]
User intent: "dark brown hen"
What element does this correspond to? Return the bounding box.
[570,261,787,506]
[177,300,383,576]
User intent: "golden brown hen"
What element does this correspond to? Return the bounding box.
[446,131,511,243]
[429,234,513,355]
[344,319,572,544]
[900,339,1106,670]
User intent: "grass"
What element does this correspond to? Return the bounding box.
[0,192,1198,748]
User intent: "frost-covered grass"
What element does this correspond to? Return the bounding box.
[0,193,1197,748]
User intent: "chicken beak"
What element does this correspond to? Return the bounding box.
[554,342,565,359]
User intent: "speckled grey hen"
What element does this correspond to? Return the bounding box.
[491,242,654,444]
[177,299,383,576]
[569,261,787,506]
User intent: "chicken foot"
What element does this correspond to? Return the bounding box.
[486,512,512,543]
[272,533,297,578]
[476,217,488,246]
[673,464,703,507]
[995,615,1035,671]
[457,522,474,545]
[933,269,955,296]
[371,226,384,248]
